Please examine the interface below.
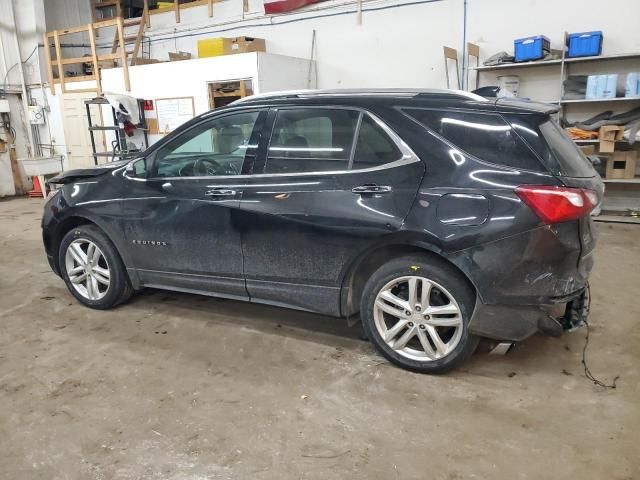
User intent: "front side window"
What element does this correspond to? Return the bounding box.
[404,108,544,172]
[153,111,260,177]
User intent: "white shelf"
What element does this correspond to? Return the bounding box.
[594,214,640,224]
[472,59,562,72]
[472,52,640,72]
[573,139,630,144]
[603,178,640,184]
[560,97,640,104]
[564,52,640,64]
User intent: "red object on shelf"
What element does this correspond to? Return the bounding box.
[264,0,325,14]
[143,100,154,111]
[27,176,45,198]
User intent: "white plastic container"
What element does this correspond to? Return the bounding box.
[595,74,617,99]
[497,75,520,97]
[604,74,618,98]
[586,75,599,99]
[625,72,640,97]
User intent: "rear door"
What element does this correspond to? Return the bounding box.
[238,106,425,316]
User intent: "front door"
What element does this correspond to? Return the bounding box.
[60,91,104,169]
[120,109,265,299]
[238,107,425,316]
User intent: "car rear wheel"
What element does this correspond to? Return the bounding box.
[360,255,479,373]
[58,225,133,309]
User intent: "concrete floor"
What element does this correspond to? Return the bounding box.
[0,196,638,479]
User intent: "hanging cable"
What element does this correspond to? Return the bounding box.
[1,45,38,96]
[580,283,619,389]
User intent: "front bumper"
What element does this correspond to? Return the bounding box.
[468,287,589,341]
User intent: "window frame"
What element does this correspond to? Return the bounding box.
[137,106,419,181]
[260,105,412,176]
[146,108,265,180]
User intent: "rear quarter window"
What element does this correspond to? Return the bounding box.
[404,108,546,172]
[538,119,596,178]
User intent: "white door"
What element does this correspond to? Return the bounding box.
[60,91,105,170]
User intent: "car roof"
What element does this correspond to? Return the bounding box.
[232,88,558,115]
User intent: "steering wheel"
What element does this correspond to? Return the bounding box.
[177,157,220,177]
[177,157,241,177]
[219,160,240,175]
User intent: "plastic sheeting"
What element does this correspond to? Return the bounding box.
[264,0,326,14]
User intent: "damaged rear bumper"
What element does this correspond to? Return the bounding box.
[468,287,589,342]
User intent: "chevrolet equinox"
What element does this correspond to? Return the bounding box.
[42,89,602,373]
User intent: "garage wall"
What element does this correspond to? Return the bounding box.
[467,0,640,103]
[129,0,640,92]
[124,0,463,89]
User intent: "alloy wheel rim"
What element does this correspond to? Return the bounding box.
[373,275,463,362]
[64,239,111,301]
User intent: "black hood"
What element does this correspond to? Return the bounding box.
[48,159,130,185]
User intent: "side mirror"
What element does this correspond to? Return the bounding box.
[126,158,147,178]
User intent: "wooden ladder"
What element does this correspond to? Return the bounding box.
[91,0,122,36]
[111,16,147,66]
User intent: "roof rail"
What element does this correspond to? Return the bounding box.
[232,88,490,105]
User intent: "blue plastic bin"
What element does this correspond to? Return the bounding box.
[567,31,603,57]
[514,35,551,62]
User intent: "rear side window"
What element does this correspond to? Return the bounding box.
[538,119,596,177]
[265,108,402,174]
[352,115,402,169]
[265,109,359,174]
[405,109,545,172]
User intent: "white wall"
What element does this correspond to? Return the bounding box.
[100,52,311,148]
[130,0,464,89]
[4,0,640,192]
[132,0,640,93]
[468,0,640,105]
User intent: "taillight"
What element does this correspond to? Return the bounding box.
[515,185,598,224]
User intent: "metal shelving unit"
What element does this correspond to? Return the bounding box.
[471,38,640,221]
[85,97,149,165]
[559,97,640,104]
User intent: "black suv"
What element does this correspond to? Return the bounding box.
[43,89,602,373]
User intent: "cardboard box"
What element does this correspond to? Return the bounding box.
[227,36,266,55]
[135,58,162,65]
[168,51,191,62]
[599,125,624,153]
[605,151,637,179]
[198,36,266,58]
[580,145,596,156]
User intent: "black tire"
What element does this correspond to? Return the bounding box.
[360,255,479,374]
[58,224,133,309]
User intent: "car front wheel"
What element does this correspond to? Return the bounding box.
[58,225,133,309]
[360,256,479,373]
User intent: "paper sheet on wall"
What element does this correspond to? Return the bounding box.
[156,97,195,134]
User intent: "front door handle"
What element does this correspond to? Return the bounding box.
[205,188,237,196]
[352,184,392,195]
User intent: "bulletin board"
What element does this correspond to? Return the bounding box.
[155,97,195,134]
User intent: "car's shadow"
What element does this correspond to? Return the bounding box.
[121,288,580,377]
[126,287,369,348]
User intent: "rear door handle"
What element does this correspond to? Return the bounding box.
[205,188,237,196]
[352,184,392,194]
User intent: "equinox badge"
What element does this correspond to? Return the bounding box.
[132,240,168,246]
